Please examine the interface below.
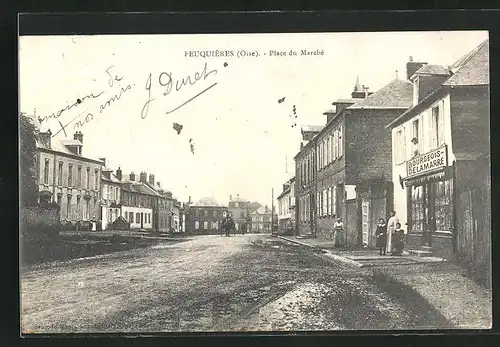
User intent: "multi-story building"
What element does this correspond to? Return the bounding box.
[228,194,251,231]
[387,40,490,266]
[277,177,295,232]
[172,199,181,233]
[314,76,412,247]
[36,130,103,229]
[141,172,175,233]
[120,172,159,230]
[294,125,323,236]
[100,160,122,230]
[185,197,227,234]
[250,206,273,233]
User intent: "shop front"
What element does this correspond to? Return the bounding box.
[404,145,455,258]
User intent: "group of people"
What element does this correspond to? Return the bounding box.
[374,210,405,256]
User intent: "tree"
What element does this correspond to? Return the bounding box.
[250,202,261,212]
[20,113,39,206]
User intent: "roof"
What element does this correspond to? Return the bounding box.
[121,181,160,196]
[323,108,337,115]
[301,125,324,133]
[252,206,271,215]
[387,39,489,129]
[333,98,364,104]
[229,195,247,203]
[277,188,291,200]
[36,136,103,164]
[101,171,122,184]
[191,197,225,207]
[348,79,413,110]
[413,64,450,77]
[444,39,489,86]
[60,139,83,147]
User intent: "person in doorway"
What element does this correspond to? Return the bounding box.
[333,217,344,248]
[392,222,405,256]
[386,210,399,253]
[375,218,387,256]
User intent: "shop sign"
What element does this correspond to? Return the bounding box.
[406,145,448,179]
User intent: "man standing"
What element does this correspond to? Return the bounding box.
[386,210,399,253]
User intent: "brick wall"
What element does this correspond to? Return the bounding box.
[345,109,404,185]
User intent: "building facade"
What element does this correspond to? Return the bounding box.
[228,194,251,231]
[141,172,175,233]
[277,177,295,232]
[388,40,490,267]
[100,160,122,230]
[250,206,273,233]
[185,197,227,234]
[36,130,103,229]
[120,172,159,230]
[294,125,323,236]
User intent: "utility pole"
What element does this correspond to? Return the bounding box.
[271,187,274,234]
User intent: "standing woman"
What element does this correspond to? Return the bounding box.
[375,218,387,256]
[386,211,399,253]
[333,217,345,248]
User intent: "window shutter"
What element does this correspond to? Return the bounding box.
[339,125,343,157]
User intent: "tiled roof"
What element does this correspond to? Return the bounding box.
[301,125,324,133]
[191,197,225,207]
[333,98,364,104]
[121,181,159,196]
[444,39,489,86]
[323,108,337,115]
[413,64,450,76]
[348,79,413,110]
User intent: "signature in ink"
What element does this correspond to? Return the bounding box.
[141,62,218,119]
[51,65,133,137]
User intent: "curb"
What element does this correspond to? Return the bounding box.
[277,236,365,268]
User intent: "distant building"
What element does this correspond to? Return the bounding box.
[228,194,251,231]
[100,160,122,230]
[387,40,490,265]
[250,206,272,233]
[36,130,103,229]
[185,197,227,234]
[141,172,174,233]
[120,172,159,230]
[277,177,295,232]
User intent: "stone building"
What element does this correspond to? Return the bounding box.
[100,159,122,230]
[185,197,227,234]
[120,172,159,230]
[387,40,490,268]
[315,76,412,246]
[142,172,175,233]
[36,130,103,229]
[250,206,273,233]
[227,194,251,231]
[277,177,295,232]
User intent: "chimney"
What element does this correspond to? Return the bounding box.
[74,131,83,143]
[406,56,428,80]
[99,158,106,167]
[188,196,192,203]
[148,173,155,185]
[116,167,122,181]
[157,181,161,188]
[230,194,233,201]
[130,172,136,181]
[140,171,147,183]
[39,129,52,149]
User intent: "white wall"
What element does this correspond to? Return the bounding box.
[120,205,153,229]
[391,93,454,228]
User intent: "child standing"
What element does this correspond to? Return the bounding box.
[391,222,405,256]
[375,218,387,256]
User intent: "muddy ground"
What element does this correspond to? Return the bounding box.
[21,234,451,333]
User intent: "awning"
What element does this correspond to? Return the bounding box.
[404,166,453,187]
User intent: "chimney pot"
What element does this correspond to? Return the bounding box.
[130,172,136,181]
[116,167,122,181]
[409,56,413,62]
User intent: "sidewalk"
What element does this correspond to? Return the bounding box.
[277,235,492,329]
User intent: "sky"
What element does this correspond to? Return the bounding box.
[19,31,488,206]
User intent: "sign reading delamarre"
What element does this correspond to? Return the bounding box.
[406,145,448,178]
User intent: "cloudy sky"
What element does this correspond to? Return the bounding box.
[19,30,488,206]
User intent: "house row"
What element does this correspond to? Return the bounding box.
[183,194,275,234]
[292,39,490,268]
[35,128,184,232]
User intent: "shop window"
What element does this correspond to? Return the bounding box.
[410,185,426,231]
[433,180,453,231]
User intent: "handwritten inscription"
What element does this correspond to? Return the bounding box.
[141,62,218,119]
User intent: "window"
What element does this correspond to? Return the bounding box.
[195,221,199,230]
[136,213,140,224]
[412,119,419,144]
[323,189,327,216]
[77,167,82,187]
[129,212,134,223]
[327,136,331,164]
[235,202,239,208]
[410,185,426,231]
[204,210,208,217]
[214,221,219,229]
[115,188,119,200]
[213,210,217,217]
[203,221,208,230]
[331,132,335,161]
[332,186,337,216]
[108,186,112,200]
[338,125,343,157]
[108,208,112,223]
[433,180,453,231]
[86,167,90,189]
[68,164,73,187]
[149,213,151,224]
[66,196,71,219]
[44,159,50,184]
[76,196,81,219]
[323,140,327,167]
[56,194,62,206]
[58,162,63,186]
[432,104,444,148]
[395,127,407,163]
[240,211,245,218]
[86,200,90,219]
[94,169,99,190]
